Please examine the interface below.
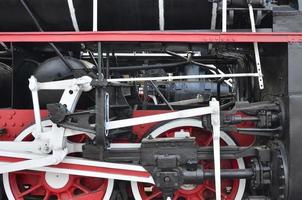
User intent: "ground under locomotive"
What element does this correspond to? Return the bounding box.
[0,0,301,200]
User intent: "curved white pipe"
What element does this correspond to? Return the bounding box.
[67,0,80,31]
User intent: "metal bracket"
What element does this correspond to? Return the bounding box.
[248,3,264,89]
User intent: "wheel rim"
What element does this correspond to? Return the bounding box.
[3,120,114,200]
[131,118,246,200]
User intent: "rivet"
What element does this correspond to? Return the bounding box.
[11,122,16,127]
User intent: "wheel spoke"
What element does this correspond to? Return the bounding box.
[17,183,42,198]
[43,191,51,200]
[74,183,90,194]
[146,191,162,200]
[173,193,180,200]
[204,184,216,192]
[187,195,199,200]
[58,191,73,200]
[220,191,228,199]
[204,184,228,199]
[201,161,212,169]
[197,191,205,200]
[204,135,213,146]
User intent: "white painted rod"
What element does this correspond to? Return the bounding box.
[67,0,80,31]
[158,0,165,30]
[222,0,227,32]
[107,73,260,83]
[93,0,98,31]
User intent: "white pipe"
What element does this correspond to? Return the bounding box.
[67,0,80,31]
[210,2,218,30]
[158,0,165,30]
[222,0,227,32]
[209,2,218,51]
[93,0,98,31]
[248,4,256,33]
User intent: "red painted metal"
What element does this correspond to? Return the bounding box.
[9,171,108,200]
[0,109,48,141]
[0,31,301,43]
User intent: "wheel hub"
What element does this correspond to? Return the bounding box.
[180,184,197,191]
[45,172,69,190]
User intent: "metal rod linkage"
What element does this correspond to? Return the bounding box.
[107,73,259,83]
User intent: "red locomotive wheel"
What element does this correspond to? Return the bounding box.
[131,118,246,200]
[8,171,108,200]
[3,120,114,200]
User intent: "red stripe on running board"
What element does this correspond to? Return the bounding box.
[52,162,150,178]
[0,156,150,178]
[0,156,25,162]
[0,31,302,43]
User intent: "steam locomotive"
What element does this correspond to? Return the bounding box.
[0,0,301,199]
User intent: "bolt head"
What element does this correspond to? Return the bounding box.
[164,176,170,182]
